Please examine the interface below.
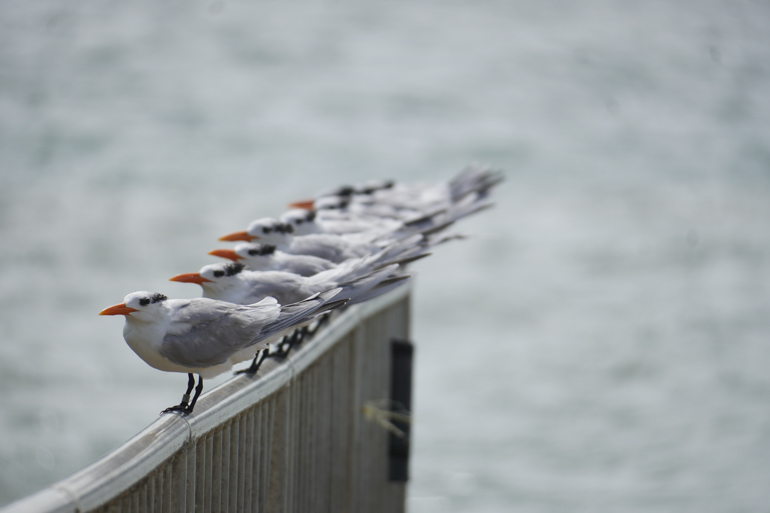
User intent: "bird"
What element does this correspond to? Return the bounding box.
[279,188,493,244]
[288,165,503,217]
[279,208,404,236]
[98,165,502,416]
[208,242,338,276]
[168,256,412,307]
[217,217,397,263]
[99,288,345,414]
[221,169,501,258]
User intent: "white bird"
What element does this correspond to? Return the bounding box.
[218,218,394,263]
[279,193,488,244]
[169,258,411,307]
[208,242,337,276]
[99,289,344,414]
[289,165,503,218]
[279,208,403,236]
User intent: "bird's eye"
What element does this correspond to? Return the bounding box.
[248,249,259,256]
[139,298,151,306]
[213,270,225,278]
[263,227,271,234]
[296,219,303,224]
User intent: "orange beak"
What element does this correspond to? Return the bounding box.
[99,303,138,316]
[288,199,315,209]
[169,273,213,285]
[208,249,242,261]
[218,231,257,242]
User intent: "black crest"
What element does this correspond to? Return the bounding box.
[224,262,245,276]
[248,244,276,256]
[278,222,294,234]
[139,293,168,307]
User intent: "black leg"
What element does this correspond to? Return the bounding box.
[287,327,305,350]
[161,373,198,415]
[269,334,292,360]
[308,313,330,337]
[275,327,305,357]
[187,376,204,412]
[278,334,293,355]
[294,326,309,347]
[235,348,269,376]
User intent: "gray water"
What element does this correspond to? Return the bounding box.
[2,1,770,511]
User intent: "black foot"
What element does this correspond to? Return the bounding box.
[160,374,203,416]
[161,403,192,416]
[268,334,294,360]
[307,314,330,337]
[235,348,268,376]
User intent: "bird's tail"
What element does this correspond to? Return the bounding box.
[345,273,411,305]
[258,288,346,340]
[334,264,410,305]
[448,164,505,202]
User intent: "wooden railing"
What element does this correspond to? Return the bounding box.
[1,285,412,513]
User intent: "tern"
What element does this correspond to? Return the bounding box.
[279,208,403,236]
[169,258,412,307]
[218,218,397,263]
[208,242,337,276]
[289,165,503,215]
[99,289,345,415]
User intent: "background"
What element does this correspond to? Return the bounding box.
[2,0,770,511]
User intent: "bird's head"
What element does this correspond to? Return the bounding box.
[170,262,245,295]
[218,217,293,244]
[100,291,169,322]
[314,196,350,211]
[280,209,319,235]
[357,179,395,195]
[209,242,277,262]
[238,242,277,259]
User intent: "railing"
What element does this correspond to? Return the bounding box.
[1,285,412,513]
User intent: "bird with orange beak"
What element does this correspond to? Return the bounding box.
[208,242,336,276]
[217,217,390,263]
[99,289,345,415]
[288,165,502,215]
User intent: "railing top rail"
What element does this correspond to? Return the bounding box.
[1,284,411,513]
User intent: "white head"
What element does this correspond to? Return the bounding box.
[280,209,320,236]
[245,217,294,245]
[169,262,246,298]
[234,242,278,261]
[100,291,169,323]
[314,196,350,211]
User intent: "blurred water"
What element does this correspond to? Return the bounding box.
[1,0,770,511]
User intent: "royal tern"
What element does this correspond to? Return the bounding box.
[218,218,392,263]
[208,242,337,276]
[99,289,345,414]
[289,165,503,216]
[279,208,404,236]
[169,258,410,307]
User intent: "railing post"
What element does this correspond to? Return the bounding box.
[388,339,414,483]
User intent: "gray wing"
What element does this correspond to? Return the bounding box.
[258,288,346,340]
[238,271,312,305]
[276,253,337,277]
[448,165,504,201]
[346,273,411,305]
[289,235,369,263]
[159,298,280,368]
